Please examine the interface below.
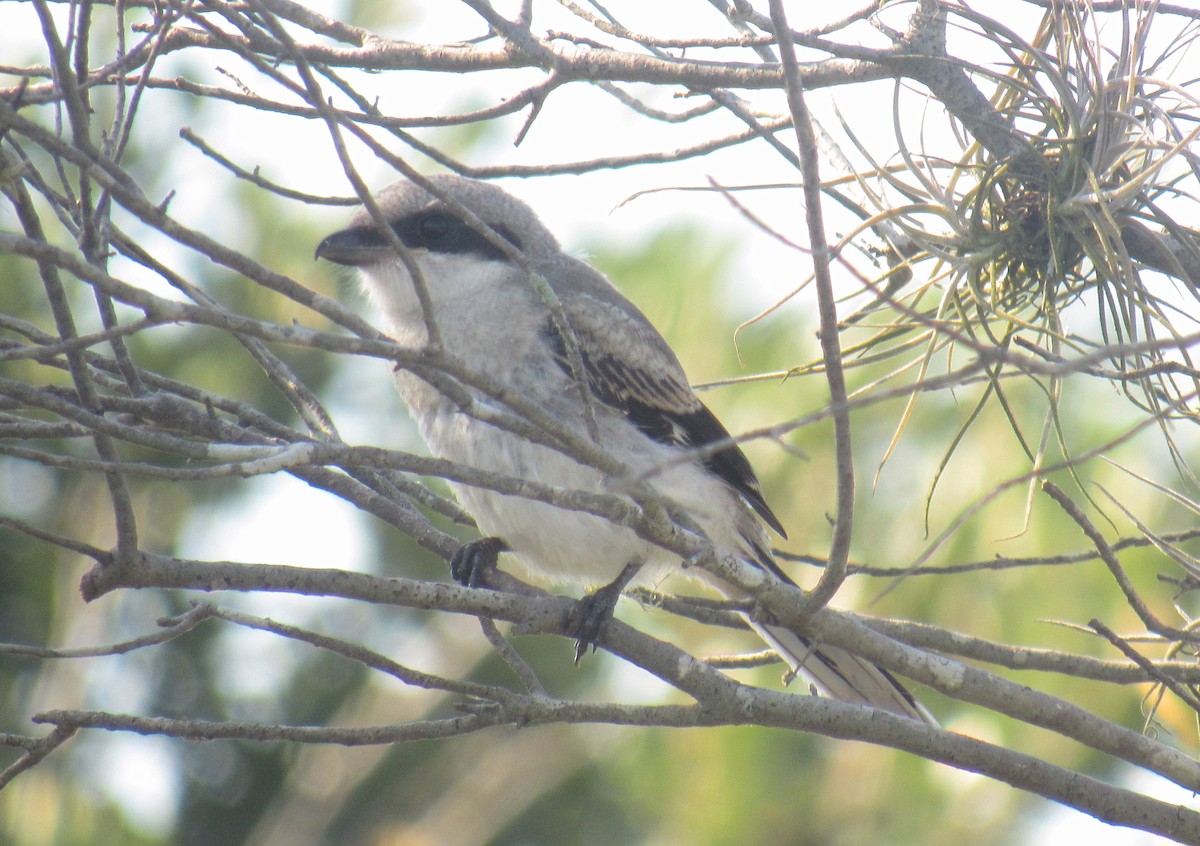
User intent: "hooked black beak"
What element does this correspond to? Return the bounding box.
[314,226,391,266]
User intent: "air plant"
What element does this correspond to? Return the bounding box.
[819,1,1200,518]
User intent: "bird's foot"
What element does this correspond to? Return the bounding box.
[568,560,642,665]
[450,536,507,587]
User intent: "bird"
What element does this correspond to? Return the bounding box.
[315,174,932,723]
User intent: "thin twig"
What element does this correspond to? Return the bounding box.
[768,0,853,612]
[1044,481,1196,643]
[1089,619,1200,712]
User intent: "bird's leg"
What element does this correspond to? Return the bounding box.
[450,536,508,587]
[569,560,643,665]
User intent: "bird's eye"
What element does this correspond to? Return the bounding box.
[418,212,453,245]
[394,208,512,260]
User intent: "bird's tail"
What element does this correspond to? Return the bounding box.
[741,615,937,725]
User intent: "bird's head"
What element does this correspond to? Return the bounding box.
[315,175,559,270]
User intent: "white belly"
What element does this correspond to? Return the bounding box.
[421,395,672,587]
[403,372,754,590]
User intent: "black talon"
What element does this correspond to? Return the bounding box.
[450,536,507,587]
[567,561,642,664]
[568,585,620,665]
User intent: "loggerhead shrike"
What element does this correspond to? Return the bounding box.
[316,174,931,723]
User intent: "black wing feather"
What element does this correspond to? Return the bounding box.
[670,403,787,539]
[543,320,787,538]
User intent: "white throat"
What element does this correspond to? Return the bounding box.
[358,252,530,350]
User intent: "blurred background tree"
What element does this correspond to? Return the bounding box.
[2,1,1200,844]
